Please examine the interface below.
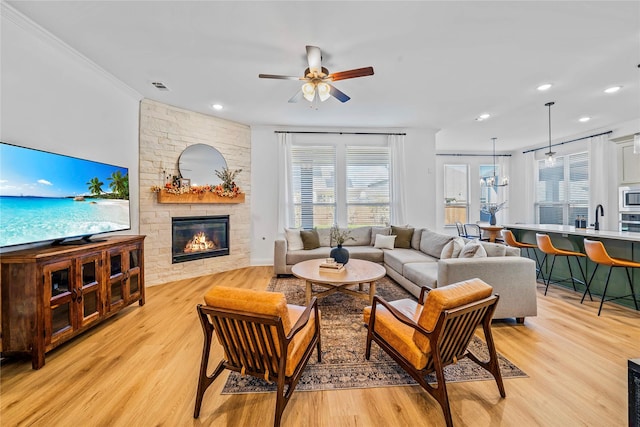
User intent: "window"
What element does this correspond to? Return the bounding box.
[535,152,589,224]
[443,164,468,225]
[289,140,390,229]
[479,164,505,222]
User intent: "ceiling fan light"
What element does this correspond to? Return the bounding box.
[302,82,316,102]
[317,83,331,102]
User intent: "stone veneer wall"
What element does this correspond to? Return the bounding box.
[139,99,251,286]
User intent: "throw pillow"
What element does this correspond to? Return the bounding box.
[391,225,414,249]
[284,228,304,251]
[480,241,507,257]
[370,226,391,245]
[440,237,466,259]
[374,234,396,249]
[458,241,488,258]
[300,229,320,250]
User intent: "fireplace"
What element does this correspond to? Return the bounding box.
[172,216,229,263]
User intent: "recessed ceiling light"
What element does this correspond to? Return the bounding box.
[537,83,552,91]
[211,104,223,110]
[475,113,490,121]
[578,116,591,122]
[604,86,622,94]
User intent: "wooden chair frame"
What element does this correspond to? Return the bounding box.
[194,297,321,427]
[365,287,505,427]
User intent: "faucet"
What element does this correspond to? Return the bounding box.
[594,204,604,231]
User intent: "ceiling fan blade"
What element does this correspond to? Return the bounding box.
[258,74,302,80]
[288,90,303,103]
[306,45,322,74]
[328,84,350,103]
[328,66,374,82]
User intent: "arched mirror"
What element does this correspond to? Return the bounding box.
[178,144,227,186]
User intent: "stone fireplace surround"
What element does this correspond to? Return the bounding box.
[138,99,251,286]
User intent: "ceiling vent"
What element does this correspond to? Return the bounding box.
[152,81,169,91]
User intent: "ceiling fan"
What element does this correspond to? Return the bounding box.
[259,45,374,103]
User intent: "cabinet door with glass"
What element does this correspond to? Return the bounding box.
[124,243,143,305]
[77,252,103,328]
[107,243,144,312]
[43,259,77,347]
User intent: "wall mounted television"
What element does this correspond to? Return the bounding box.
[0,142,131,248]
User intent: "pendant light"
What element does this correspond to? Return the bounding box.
[544,102,556,166]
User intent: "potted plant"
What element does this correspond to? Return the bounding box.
[329,225,355,264]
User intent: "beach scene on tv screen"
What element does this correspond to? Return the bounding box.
[0,143,130,247]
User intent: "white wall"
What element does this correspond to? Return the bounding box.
[250,126,437,265]
[1,5,141,250]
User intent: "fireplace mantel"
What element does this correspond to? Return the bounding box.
[156,190,245,204]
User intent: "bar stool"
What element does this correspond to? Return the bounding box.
[535,233,591,299]
[582,239,639,316]
[501,230,542,279]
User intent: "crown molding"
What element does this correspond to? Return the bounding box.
[1,2,142,100]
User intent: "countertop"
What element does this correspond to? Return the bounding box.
[503,224,640,242]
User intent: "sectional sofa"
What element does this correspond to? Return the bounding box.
[274,226,537,322]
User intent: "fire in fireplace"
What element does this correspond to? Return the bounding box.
[172,215,229,263]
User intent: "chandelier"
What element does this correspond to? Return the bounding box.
[480,137,509,187]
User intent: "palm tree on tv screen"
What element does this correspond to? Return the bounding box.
[107,171,129,199]
[86,177,104,196]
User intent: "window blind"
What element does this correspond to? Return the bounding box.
[290,145,336,229]
[346,145,390,226]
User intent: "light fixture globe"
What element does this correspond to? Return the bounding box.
[301,82,316,102]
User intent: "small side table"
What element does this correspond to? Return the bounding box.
[478,225,504,243]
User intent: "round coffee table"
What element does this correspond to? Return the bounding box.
[291,258,386,304]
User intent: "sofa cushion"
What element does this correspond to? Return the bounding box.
[384,248,437,275]
[480,241,507,257]
[403,262,439,288]
[440,237,466,259]
[420,229,454,258]
[370,226,391,245]
[374,234,396,249]
[317,228,331,247]
[459,241,487,258]
[300,229,320,250]
[284,228,304,251]
[343,246,385,263]
[413,279,493,353]
[391,226,414,249]
[287,247,332,265]
[411,228,424,250]
[343,226,371,246]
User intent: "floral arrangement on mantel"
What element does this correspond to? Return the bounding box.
[151,167,243,198]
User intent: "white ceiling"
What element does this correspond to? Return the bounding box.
[7,1,640,152]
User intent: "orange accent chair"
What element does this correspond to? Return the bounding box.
[193,286,321,427]
[502,229,542,279]
[582,239,640,316]
[363,279,505,427]
[535,233,591,299]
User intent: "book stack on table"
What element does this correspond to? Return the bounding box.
[319,261,345,273]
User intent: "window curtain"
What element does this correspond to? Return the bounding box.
[277,132,293,231]
[588,134,613,229]
[389,134,407,225]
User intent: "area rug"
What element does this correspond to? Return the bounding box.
[221,276,526,394]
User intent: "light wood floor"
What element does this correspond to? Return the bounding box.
[1,266,638,426]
